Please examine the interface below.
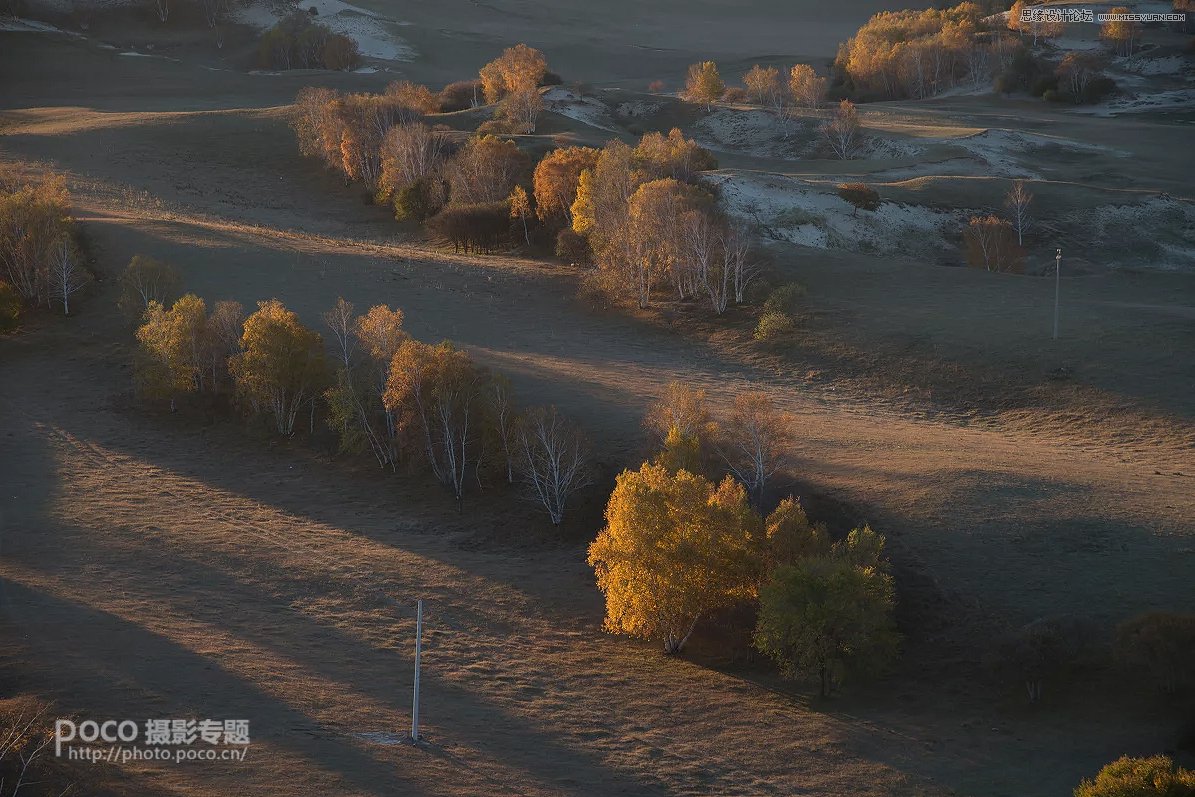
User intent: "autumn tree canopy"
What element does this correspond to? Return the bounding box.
[588,463,761,653]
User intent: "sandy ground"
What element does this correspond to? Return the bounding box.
[0,23,1193,797]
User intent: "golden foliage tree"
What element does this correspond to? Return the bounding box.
[963,215,1023,273]
[384,339,489,502]
[588,463,761,653]
[445,135,529,206]
[789,64,827,110]
[134,294,211,410]
[685,61,725,111]
[117,255,181,321]
[228,299,329,435]
[716,390,792,508]
[1101,6,1140,57]
[533,146,600,225]
[743,65,781,106]
[479,43,548,103]
[1074,756,1195,797]
[0,175,73,307]
[821,99,863,159]
[508,185,532,245]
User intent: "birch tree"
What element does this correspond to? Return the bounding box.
[1004,180,1033,246]
[48,238,89,316]
[821,99,863,159]
[717,390,792,508]
[518,405,592,525]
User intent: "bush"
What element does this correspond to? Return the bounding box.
[995,616,1100,703]
[439,80,482,112]
[1030,74,1059,97]
[426,202,511,253]
[754,311,796,341]
[554,228,591,265]
[1114,612,1195,694]
[1074,755,1195,797]
[540,71,563,87]
[393,177,443,223]
[1043,88,1062,103]
[476,118,518,135]
[722,86,748,103]
[1081,76,1117,104]
[322,34,361,70]
[0,280,20,331]
[762,282,807,314]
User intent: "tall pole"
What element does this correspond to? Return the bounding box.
[1053,248,1061,341]
[411,599,423,742]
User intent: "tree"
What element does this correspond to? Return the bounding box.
[789,64,827,110]
[228,299,329,435]
[445,135,529,206]
[837,183,880,217]
[1056,51,1105,102]
[533,146,600,225]
[47,237,89,316]
[0,175,72,307]
[508,186,532,245]
[964,215,1023,273]
[486,373,518,482]
[117,255,181,320]
[633,128,718,184]
[644,381,715,450]
[518,405,592,525]
[346,304,407,468]
[322,296,357,370]
[134,294,209,410]
[1004,180,1033,245]
[996,616,1097,703]
[588,463,761,653]
[204,299,243,391]
[743,65,781,106]
[384,340,488,503]
[1101,6,1141,57]
[760,497,832,579]
[479,43,548,103]
[623,178,711,307]
[1114,612,1195,694]
[716,390,792,508]
[504,87,543,134]
[821,99,863,159]
[384,80,440,113]
[378,123,448,203]
[754,556,898,696]
[685,61,725,111]
[1074,756,1195,797]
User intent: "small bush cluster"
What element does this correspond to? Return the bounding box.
[258,12,360,71]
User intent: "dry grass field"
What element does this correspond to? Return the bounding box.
[0,2,1193,795]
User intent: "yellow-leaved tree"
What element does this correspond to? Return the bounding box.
[587,462,761,653]
[228,299,329,436]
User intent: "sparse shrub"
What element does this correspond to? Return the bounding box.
[1081,75,1117,104]
[0,280,20,331]
[1030,74,1059,97]
[1114,612,1195,694]
[476,118,519,135]
[762,282,806,314]
[837,182,880,216]
[1043,88,1061,102]
[754,311,796,341]
[554,228,591,265]
[384,80,440,113]
[1074,755,1195,797]
[258,11,359,70]
[540,70,563,86]
[648,79,665,92]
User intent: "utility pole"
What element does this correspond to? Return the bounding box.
[410,599,423,743]
[1053,248,1062,340]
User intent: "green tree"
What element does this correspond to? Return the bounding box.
[228,299,329,435]
[685,61,725,111]
[588,463,761,653]
[754,556,898,696]
[1074,755,1195,797]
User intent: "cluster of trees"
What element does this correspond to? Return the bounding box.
[258,11,361,71]
[686,61,829,119]
[834,3,1005,99]
[995,611,1195,705]
[566,133,764,312]
[994,46,1117,104]
[963,179,1033,272]
[0,173,90,321]
[128,263,592,522]
[587,382,899,694]
[478,43,549,133]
